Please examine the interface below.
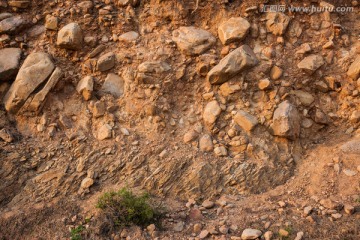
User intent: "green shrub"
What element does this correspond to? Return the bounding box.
[96,188,161,227]
[70,225,85,240]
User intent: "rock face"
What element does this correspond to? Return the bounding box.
[266,12,290,35]
[347,55,360,80]
[56,23,83,50]
[0,16,25,34]
[207,45,258,85]
[234,110,258,132]
[297,55,324,74]
[271,101,301,139]
[218,17,250,45]
[203,100,221,128]
[101,73,124,98]
[0,48,22,81]
[172,26,216,55]
[4,52,55,114]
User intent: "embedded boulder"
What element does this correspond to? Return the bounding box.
[4,52,55,114]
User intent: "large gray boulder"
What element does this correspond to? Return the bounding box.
[207,45,258,85]
[172,26,216,56]
[271,101,301,139]
[57,22,83,50]
[0,48,22,81]
[3,52,55,113]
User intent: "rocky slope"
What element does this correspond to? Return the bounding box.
[0,0,360,239]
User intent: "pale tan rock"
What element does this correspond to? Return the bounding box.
[234,110,258,132]
[57,22,83,50]
[218,17,250,45]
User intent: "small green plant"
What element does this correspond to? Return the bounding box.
[70,225,85,240]
[96,188,161,227]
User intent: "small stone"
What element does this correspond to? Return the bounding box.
[57,22,83,50]
[331,213,342,220]
[120,128,130,136]
[203,100,222,128]
[241,228,262,240]
[343,169,357,177]
[271,100,301,139]
[350,110,360,123]
[172,26,216,56]
[0,128,13,143]
[304,206,313,216]
[294,232,304,240]
[97,52,115,71]
[76,76,94,100]
[80,177,94,189]
[270,65,283,80]
[266,12,290,35]
[97,124,112,140]
[45,15,58,30]
[278,201,286,207]
[0,16,25,34]
[214,146,227,157]
[278,229,289,237]
[147,224,156,233]
[219,225,229,234]
[202,199,215,209]
[101,73,124,98]
[183,130,198,143]
[173,221,184,232]
[344,204,355,214]
[264,231,273,240]
[194,223,202,233]
[297,55,324,75]
[320,199,343,210]
[234,110,258,132]
[199,134,214,152]
[347,55,360,80]
[93,101,106,117]
[258,78,271,90]
[218,17,250,45]
[118,31,139,42]
[199,230,209,239]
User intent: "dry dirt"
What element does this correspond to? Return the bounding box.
[1,0,360,239]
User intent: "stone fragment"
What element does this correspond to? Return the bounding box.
[203,100,221,127]
[218,17,250,45]
[80,177,94,189]
[118,31,139,42]
[202,199,215,209]
[214,146,227,156]
[76,76,94,100]
[45,15,58,30]
[258,78,271,90]
[0,128,14,142]
[298,55,324,74]
[266,12,290,35]
[183,130,198,143]
[271,101,300,139]
[8,0,30,8]
[207,45,258,85]
[234,110,258,132]
[347,55,360,80]
[199,134,214,152]
[172,26,216,55]
[270,65,283,80]
[97,124,112,140]
[97,52,115,71]
[57,23,83,50]
[241,228,262,240]
[101,73,124,98]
